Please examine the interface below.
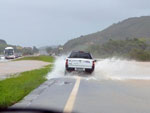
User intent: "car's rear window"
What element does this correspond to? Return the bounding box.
[69,52,92,59]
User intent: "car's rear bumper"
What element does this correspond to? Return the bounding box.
[66,66,94,74]
[5,56,15,59]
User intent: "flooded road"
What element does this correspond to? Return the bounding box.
[14,56,150,113]
[47,56,150,80]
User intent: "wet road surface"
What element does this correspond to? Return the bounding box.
[13,77,150,113]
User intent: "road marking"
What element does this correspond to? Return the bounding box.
[64,76,81,113]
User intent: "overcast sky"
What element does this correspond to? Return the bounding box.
[0,0,150,47]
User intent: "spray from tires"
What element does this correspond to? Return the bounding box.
[47,56,150,80]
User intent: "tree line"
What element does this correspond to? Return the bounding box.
[87,38,150,61]
[0,40,39,55]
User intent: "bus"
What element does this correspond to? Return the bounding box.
[4,47,16,59]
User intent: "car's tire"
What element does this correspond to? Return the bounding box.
[85,69,94,74]
[64,69,71,75]
[64,70,68,75]
[86,71,93,74]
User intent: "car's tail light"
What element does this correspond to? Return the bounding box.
[92,61,95,69]
[66,59,68,67]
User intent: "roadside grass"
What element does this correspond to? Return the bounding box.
[15,55,54,63]
[0,56,54,108]
[0,65,52,108]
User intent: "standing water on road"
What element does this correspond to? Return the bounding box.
[47,56,150,80]
[94,58,150,80]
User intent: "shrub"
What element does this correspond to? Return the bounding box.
[129,49,150,61]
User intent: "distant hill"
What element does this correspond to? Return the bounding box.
[0,39,7,54]
[63,16,150,52]
[0,39,7,45]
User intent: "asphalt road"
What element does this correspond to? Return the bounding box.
[13,76,150,113]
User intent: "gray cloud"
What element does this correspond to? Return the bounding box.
[0,0,150,47]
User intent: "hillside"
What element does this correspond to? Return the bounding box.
[0,39,7,54]
[63,16,150,52]
[0,39,7,45]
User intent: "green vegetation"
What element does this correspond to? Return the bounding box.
[0,39,39,55]
[0,56,54,108]
[129,49,150,61]
[15,55,54,63]
[45,45,64,56]
[87,38,150,61]
[64,16,150,52]
[0,65,52,108]
[0,39,7,54]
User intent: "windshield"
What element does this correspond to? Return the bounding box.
[69,52,92,59]
[1,1,150,113]
[5,49,14,55]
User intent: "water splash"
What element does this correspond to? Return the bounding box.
[47,56,150,80]
[47,56,66,79]
[93,58,150,80]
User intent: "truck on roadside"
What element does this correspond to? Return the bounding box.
[65,51,96,74]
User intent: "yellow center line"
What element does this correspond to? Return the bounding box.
[63,76,81,113]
